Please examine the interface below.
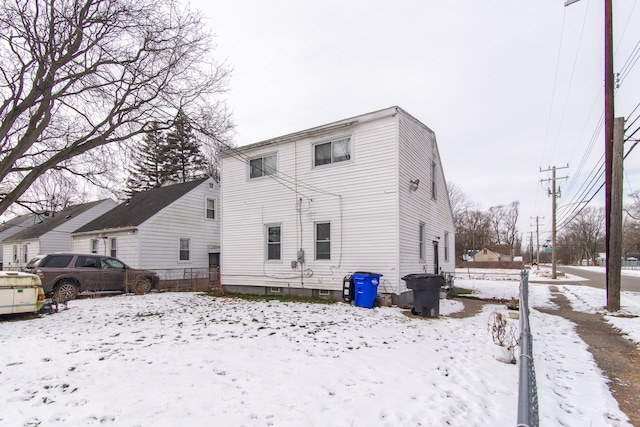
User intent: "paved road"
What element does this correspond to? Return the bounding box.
[554,265,640,292]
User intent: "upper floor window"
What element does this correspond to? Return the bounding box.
[206,198,216,219]
[314,137,351,167]
[250,153,277,178]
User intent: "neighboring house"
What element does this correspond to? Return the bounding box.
[2,199,117,270]
[220,106,455,303]
[472,248,503,262]
[71,178,220,277]
[0,213,37,269]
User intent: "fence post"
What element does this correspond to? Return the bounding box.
[517,270,539,427]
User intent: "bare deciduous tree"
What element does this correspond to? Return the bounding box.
[623,191,640,256]
[559,207,605,265]
[0,0,233,216]
[488,201,520,248]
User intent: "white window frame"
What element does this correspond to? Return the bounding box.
[315,222,331,260]
[90,239,98,254]
[110,237,117,258]
[431,160,437,200]
[444,232,450,262]
[313,137,352,167]
[179,238,191,262]
[266,224,282,261]
[249,153,277,179]
[206,198,216,219]
[22,244,28,263]
[12,245,18,262]
[419,223,425,261]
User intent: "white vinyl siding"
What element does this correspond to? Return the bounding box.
[221,109,400,290]
[398,113,456,288]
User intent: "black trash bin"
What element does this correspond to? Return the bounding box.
[402,273,444,318]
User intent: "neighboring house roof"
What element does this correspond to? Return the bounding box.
[4,200,109,242]
[74,179,209,233]
[473,248,502,258]
[0,213,35,233]
[486,244,512,257]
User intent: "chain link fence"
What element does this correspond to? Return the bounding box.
[154,267,221,293]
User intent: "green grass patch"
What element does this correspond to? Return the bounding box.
[450,287,474,297]
[205,291,338,305]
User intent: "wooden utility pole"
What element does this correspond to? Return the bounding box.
[541,166,569,279]
[608,117,624,311]
[565,0,616,309]
[530,216,544,269]
[604,0,615,300]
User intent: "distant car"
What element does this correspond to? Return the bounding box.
[0,271,45,315]
[25,253,160,301]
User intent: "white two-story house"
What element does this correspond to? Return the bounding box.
[220,106,455,304]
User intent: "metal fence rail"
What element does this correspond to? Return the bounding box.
[517,270,539,427]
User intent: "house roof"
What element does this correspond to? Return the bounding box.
[74,179,209,233]
[4,200,109,242]
[0,213,34,233]
[221,106,435,155]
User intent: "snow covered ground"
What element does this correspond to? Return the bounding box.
[0,267,638,427]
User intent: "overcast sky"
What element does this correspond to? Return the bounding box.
[192,0,640,244]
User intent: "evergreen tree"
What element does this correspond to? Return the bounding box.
[164,110,208,183]
[125,123,171,196]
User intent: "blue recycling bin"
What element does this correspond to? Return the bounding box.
[352,272,383,308]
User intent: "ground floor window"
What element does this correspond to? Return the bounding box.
[267,225,281,260]
[315,222,331,260]
[179,238,190,261]
[110,238,117,258]
[419,223,425,261]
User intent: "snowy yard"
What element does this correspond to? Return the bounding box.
[0,267,638,426]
